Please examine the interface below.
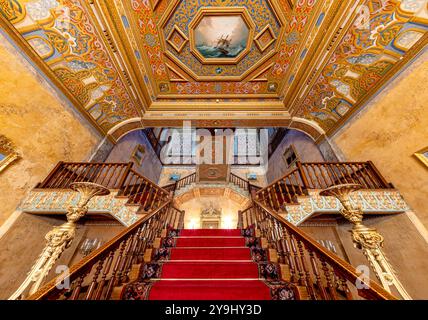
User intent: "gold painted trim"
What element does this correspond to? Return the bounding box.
[149,0,161,11]
[163,49,277,82]
[187,7,256,65]
[157,0,286,85]
[283,0,347,108]
[166,25,188,53]
[393,28,425,52]
[414,146,428,168]
[165,63,189,82]
[102,0,153,109]
[149,100,285,111]
[254,25,277,52]
[83,1,146,117]
[0,153,19,173]
[156,93,279,99]
[0,135,20,173]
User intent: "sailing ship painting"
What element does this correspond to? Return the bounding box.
[195,15,249,59]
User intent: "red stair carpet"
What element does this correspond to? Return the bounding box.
[121,228,297,300]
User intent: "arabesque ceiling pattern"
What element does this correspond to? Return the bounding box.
[293,0,428,131]
[0,0,427,139]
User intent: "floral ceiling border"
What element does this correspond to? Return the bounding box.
[0,0,427,140]
[0,0,140,133]
[294,0,428,133]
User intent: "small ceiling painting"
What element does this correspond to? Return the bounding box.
[194,15,249,59]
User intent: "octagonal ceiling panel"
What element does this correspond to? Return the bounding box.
[160,2,284,82]
[192,11,252,63]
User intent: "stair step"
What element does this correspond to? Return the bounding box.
[175,237,245,247]
[180,229,242,237]
[149,280,272,300]
[170,247,251,261]
[160,262,259,279]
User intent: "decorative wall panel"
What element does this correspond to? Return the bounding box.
[19,190,140,226]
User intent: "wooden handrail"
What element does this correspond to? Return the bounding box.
[229,172,250,191]
[249,200,397,300]
[36,162,171,211]
[175,172,197,190]
[28,199,180,300]
[256,161,393,211]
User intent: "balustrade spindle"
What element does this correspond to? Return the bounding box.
[94,252,114,300]
[309,251,327,300]
[85,260,104,300]
[70,274,86,300]
[320,259,338,300]
[250,201,396,301]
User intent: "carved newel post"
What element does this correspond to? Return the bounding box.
[320,184,411,300]
[9,182,110,300]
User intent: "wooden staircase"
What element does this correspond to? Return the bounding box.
[22,161,397,300]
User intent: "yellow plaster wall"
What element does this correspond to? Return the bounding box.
[332,50,428,227]
[0,33,102,226]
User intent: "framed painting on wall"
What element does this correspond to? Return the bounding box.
[414,147,428,168]
[283,145,299,169]
[132,144,146,166]
[0,135,20,173]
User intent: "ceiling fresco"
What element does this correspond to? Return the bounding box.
[0,0,140,132]
[293,0,428,131]
[0,0,427,139]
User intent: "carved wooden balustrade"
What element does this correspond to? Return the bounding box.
[238,202,397,300]
[256,161,393,211]
[28,201,184,300]
[116,169,170,211]
[162,172,197,194]
[36,162,170,212]
[37,162,130,189]
[229,172,250,190]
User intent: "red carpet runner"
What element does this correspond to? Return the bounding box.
[121,228,297,300]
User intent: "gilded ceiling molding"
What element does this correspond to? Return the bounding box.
[107,117,145,142]
[288,117,326,141]
[292,0,428,136]
[324,32,428,138]
[2,0,427,138]
[89,0,152,112]
[0,135,20,173]
[0,14,108,139]
[0,0,141,136]
[282,0,354,106]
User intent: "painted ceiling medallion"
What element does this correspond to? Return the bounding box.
[254,25,277,52]
[159,1,285,82]
[189,8,255,65]
[166,25,188,53]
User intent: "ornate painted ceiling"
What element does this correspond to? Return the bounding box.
[0,0,427,141]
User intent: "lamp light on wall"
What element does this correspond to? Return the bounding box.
[170,173,181,181]
[247,173,258,181]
